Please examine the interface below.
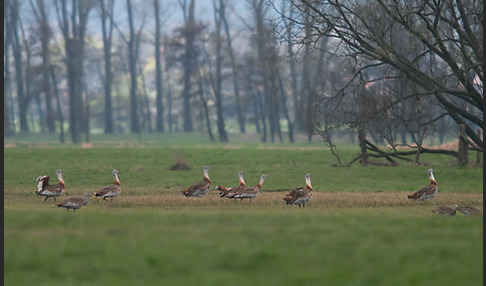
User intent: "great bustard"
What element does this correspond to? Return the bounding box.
[217,171,246,198]
[35,169,66,201]
[408,169,438,201]
[231,174,266,201]
[93,169,121,200]
[57,193,90,212]
[283,174,312,208]
[182,166,211,197]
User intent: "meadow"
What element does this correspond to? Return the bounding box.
[4,134,483,285]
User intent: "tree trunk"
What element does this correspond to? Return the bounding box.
[285,4,301,132]
[358,127,368,166]
[154,0,165,133]
[251,88,261,134]
[277,68,294,142]
[58,0,91,143]
[36,0,55,134]
[4,2,15,136]
[259,90,268,142]
[458,124,469,166]
[34,95,44,132]
[85,102,90,142]
[127,0,140,134]
[198,74,215,142]
[50,67,65,143]
[182,0,196,132]
[101,0,114,134]
[140,68,152,133]
[12,0,29,132]
[252,0,270,143]
[213,0,228,142]
[221,1,245,134]
[358,86,368,166]
[168,81,173,133]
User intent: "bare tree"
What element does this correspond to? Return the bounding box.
[212,0,229,142]
[180,0,196,132]
[154,0,165,133]
[55,0,92,143]
[126,0,142,134]
[11,0,31,132]
[290,0,484,149]
[31,0,56,134]
[250,0,271,142]
[100,0,115,134]
[4,0,16,136]
[221,0,246,134]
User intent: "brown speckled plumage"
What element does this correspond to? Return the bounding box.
[408,169,438,201]
[183,166,211,197]
[283,174,312,207]
[94,169,121,200]
[57,193,90,211]
[36,170,65,201]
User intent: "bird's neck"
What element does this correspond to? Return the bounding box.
[113,174,120,185]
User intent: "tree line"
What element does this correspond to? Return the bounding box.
[4,0,483,156]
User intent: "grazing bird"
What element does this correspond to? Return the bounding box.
[57,193,90,212]
[216,171,246,198]
[231,174,266,201]
[93,169,121,200]
[432,205,458,216]
[456,206,481,216]
[182,166,211,197]
[36,169,66,201]
[407,169,438,201]
[283,174,313,208]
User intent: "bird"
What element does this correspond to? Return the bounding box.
[216,171,246,198]
[432,205,457,216]
[182,166,211,197]
[57,193,90,212]
[407,169,438,201]
[93,169,121,200]
[456,206,481,216]
[36,169,66,201]
[34,175,48,195]
[231,174,266,201]
[283,173,313,208]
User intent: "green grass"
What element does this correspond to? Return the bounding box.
[5,208,482,286]
[4,147,481,193]
[4,144,483,285]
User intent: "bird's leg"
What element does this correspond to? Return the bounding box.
[44,196,48,202]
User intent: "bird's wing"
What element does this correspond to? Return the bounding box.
[185,181,208,195]
[95,184,118,196]
[47,183,63,193]
[409,185,434,199]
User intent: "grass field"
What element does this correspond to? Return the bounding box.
[4,137,483,285]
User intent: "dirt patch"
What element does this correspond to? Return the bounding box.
[86,191,483,210]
